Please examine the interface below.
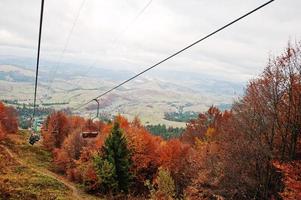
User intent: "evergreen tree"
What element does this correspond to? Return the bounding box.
[94,121,132,194]
[94,157,118,193]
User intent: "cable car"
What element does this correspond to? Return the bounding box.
[29,129,41,145]
[29,132,40,145]
[81,131,99,138]
[81,99,101,139]
[28,118,44,145]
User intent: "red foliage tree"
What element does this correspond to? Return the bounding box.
[186,42,301,199]
[158,139,196,195]
[0,102,18,134]
[53,129,87,174]
[0,123,5,140]
[273,160,301,199]
[76,146,100,191]
[69,116,85,130]
[126,118,162,192]
[181,106,222,144]
[42,111,71,151]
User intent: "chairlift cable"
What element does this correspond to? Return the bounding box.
[33,0,45,119]
[73,0,275,111]
[42,0,86,102]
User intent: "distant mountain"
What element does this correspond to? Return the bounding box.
[0,59,243,126]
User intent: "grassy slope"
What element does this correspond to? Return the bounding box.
[3,130,53,170]
[0,138,73,200]
[0,130,101,200]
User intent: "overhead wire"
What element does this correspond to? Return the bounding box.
[73,0,275,112]
[32,0,45,119]
[42,0,87,102]
[63,0,153,96]
[113,0,153,45]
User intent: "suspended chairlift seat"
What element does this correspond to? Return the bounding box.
[81,99,101,139]
[81,131,99,138]
[29,133,40,145]
[29,118,42,145]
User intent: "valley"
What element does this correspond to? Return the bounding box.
[0,63,240,127]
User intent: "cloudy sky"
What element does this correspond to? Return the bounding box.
[0,0,300,82]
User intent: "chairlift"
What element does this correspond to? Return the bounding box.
[81,131,99,138]
[28,118,41,145]
[29,132,40,145]
[81,99,100,139]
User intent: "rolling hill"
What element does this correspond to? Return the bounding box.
[0,62,242,126]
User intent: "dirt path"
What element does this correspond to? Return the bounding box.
[0,144,94,200]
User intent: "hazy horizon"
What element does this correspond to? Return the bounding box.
[1,0,301,83]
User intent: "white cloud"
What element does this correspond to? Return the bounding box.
[0,0,300,82]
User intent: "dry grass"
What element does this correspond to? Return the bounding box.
[0,145,73,200]
[0,131,103,200]
[3,130,53,170]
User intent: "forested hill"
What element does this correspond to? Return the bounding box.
[1,42,301,199]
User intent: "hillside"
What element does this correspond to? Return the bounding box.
[0,41,301,199]
[1,0,301,199]
[0,63,240,127]
[0,131,98,200]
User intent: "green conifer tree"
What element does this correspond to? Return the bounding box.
[94,121,132,194]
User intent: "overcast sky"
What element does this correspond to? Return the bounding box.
[0,0,300,82]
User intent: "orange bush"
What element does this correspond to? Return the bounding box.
[53,129,87,174]
[0,123,5,140]
[273,161,301,200]
[42,111,71,151]
[0,102,18,134]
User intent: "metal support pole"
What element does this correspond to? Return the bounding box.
[93,99,100,119]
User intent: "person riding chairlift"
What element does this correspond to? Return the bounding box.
[29,119,40,145]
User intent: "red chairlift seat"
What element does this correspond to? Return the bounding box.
[80,98,101,139]
[81,131,99,138]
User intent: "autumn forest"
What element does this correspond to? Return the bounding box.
[1,42,301,200]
